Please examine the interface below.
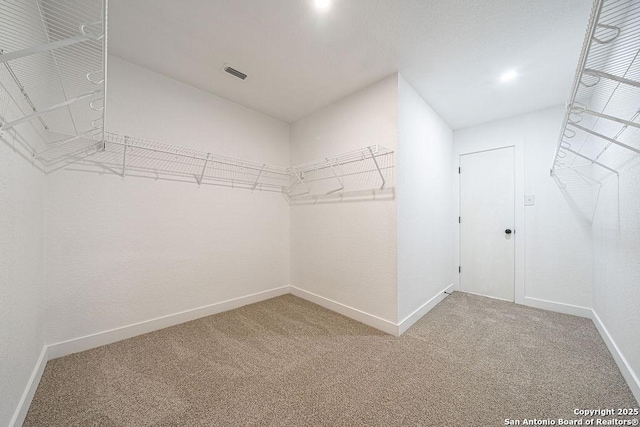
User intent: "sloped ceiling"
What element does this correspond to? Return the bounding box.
[108,0,592,129]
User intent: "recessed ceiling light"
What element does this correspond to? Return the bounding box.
[314,0,332,11]
[500,69,518,83]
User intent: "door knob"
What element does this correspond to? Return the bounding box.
[505,229,512,234]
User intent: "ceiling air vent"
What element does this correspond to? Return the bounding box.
[222,63,248,81]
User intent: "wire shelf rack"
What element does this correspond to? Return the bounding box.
[552,0,640,175]
[0,0,107,158]
[36,129,395,202]
[0,0,395,202]
[285,145,395,202]
[48,131,291,192]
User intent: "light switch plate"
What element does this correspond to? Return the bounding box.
[525,194,535,206]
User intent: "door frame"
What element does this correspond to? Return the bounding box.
[454,139,525,305]
[459,146,516,302]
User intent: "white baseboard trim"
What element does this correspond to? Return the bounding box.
[591,310,640,404]
[289,286,398,336]
[522,296,592,318]
[9,346,48,427]
[398,283,454,336]
[522,297,638,404]
[47,286,290,360]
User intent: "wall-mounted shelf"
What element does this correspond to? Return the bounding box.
[0,0,395,203]
[94,132,292,193]
[285,145,395,203]
[0,0,107,159]
[36,129,394,203]
[551,0,640,175]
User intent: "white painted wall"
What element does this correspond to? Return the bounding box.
[453,106,593,309]
[44,57,291,345]
[6,50,634,423]
[397,75,454,322]
[592,121,640,400]
[290,74,399,324]
[0,71,47,426]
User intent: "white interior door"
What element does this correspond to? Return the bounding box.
[460,147,515,301]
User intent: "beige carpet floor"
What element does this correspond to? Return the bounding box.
[25,292,637,426]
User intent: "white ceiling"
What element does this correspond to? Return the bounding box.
[108,0,592,129]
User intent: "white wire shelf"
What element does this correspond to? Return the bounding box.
[552,0,640,175]
[0,0,107,158]
[0,0,395,202]
[286,145,395,202]
[35,129,395,202]
[49,131,291,192]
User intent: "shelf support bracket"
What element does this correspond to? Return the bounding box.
[287,170,310,197]
[569,123,640,156]
[122,136,129,178]
[0,50,49,130]
[368,146,386,189]
[326,162,344,195]
[196,153,210,186]
[252,165,266,191]
[563,147,619,175]
[583,69,640,89]
[0,91,100,131]
[0,35,91,64]
[33,129,102,159]
[574,107,640,129]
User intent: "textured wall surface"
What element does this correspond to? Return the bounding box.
[593,129,640,397]
[453,106,594,308]
[290,74,399,323]
[5,49,637,426]
[397,75,454,321]
[0,70,47,426]
[44,57,291,344]
[585,27,640,395]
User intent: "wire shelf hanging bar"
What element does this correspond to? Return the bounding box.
[551,0,640,175]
